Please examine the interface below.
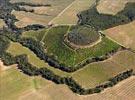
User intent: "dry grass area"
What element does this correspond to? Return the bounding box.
[0,60,13,71]
[105,21,135,50]
[0,64,52,100]
[11,0,75,28]
[0,19,6,29]
[18,76,135,100]
[97,0,135,15]
[72,50,135,88]
[12,10,52,28]
[50,0,96,25]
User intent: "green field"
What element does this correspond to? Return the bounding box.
[6,42,70,77]
[23,25,120,67]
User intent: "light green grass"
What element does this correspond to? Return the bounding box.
[22,29,47,41]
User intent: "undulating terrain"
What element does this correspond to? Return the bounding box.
[0,0,135,100]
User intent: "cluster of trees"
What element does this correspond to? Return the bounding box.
[67,25,99,46]
[78,3,135,30]
[14,2,51,7]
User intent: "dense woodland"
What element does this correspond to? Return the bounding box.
[78,3,135,30]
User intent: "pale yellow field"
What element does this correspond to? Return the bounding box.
[12,10,53,28]
[97,0,135,15]
[105,21,135,50]
[0,19,6,29]
[11,0,75,28]
[51,0,96,25]
[72,50,135,88]
[0,65,52,100]
[19,76,135,100]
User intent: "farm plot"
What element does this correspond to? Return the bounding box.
[23,25,120,67]
[51,0,96,25]
[42,26,120,67]
[19,76,135,100]
[72,50,135,88]
[6,42,70,77]
[0,65,52,100]
[0,19,6,29]
[97,0,135,15]
[11,0,75,28]
[105,21,135,50]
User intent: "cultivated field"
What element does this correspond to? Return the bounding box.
[11,0,75,28]
[0,19,6,29]
[6,42,70,77]
[0,64,53,100]
[105,21,135,50]
[72,50,135,88]
[51,0,96,25]
[23,25,120,67]
[18,76,135,100]
[0,67,32,100]
[97,0,135,15]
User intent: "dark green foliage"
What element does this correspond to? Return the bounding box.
[67,25,99,45]
[79,3,135,30]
